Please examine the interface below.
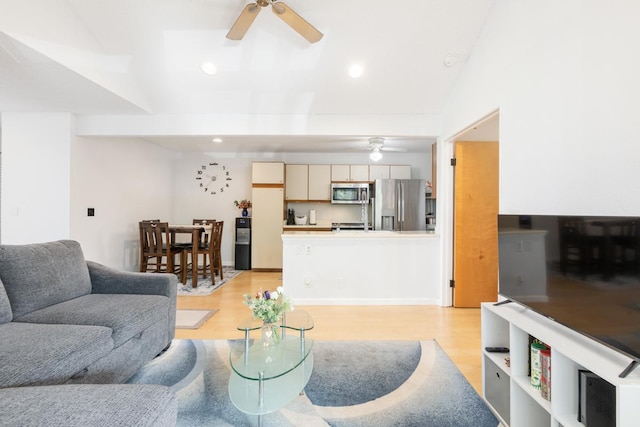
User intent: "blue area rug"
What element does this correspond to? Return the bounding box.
[128,339,499,427]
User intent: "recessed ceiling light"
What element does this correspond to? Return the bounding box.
[212,137,223,144]
[200,61,218,75]
[348,64,364,78]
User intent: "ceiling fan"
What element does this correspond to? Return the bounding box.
[226,0,323,43]
[364,137,407,161]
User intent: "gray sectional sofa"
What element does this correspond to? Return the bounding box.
[0,240,179,426]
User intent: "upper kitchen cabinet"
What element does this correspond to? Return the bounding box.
[308,164,331,201]
[370,165,411,180]
[368,165,389,180]
[286,164,331,201]
[390,165,411,179]
[350,165,369,181]
[252,162,285,184]
[285,164,308,201]
[331,164,368,182]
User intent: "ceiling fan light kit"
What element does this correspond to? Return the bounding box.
[226,0,323,43]
[370,148,383,161]
[365,137,407,161]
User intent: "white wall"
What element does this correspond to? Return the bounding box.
[70,137,175,269]
[442,0,640,216]
[1,113,72,243]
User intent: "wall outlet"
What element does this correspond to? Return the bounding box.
[305,244,311,255]
[304,277,312,287]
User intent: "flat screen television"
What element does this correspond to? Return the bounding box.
[497,214,640,377]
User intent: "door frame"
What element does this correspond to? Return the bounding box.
[438,110,499,306]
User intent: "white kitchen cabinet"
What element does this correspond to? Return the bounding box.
[285,164,308,200]
[251,186,283,270]
[331,164,369,182]
[390,165,411,179]
[368,165,389,180]
[331,165,350,181]
[350,164,369,181]
[482,302,640,426]
[308,164,331,201]
[252,162,284,184]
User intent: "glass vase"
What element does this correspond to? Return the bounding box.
[242,208,249,217]
[261,321,281,347]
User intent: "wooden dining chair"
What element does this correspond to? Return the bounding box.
[190,219,216,279]
[139,221,186,279]
[138,219,161,271]
[212,221,224,280]
[186,220,224,282]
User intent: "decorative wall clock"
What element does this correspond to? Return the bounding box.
[195,162,232,195]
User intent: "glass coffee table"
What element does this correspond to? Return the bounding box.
[228,310,314,426]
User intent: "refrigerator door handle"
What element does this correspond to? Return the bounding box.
[398,181,404,231]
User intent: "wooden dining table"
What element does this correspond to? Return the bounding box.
[169,224,212,288]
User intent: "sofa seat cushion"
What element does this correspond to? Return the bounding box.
[14,293,169,347]
[0,384,177,427]
[0,322,113,388]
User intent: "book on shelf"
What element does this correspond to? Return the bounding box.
[528,335,551,397]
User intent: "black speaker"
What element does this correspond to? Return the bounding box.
[578,370,616,426]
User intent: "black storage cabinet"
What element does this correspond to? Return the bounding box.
[235,217,251,270]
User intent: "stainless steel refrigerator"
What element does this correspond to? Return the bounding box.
[373,179,426,231]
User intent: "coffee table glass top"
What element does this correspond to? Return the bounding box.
[236,309,314,333]
[230,336,313,381]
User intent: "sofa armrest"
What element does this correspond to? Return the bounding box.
[88,261,177,342]
[87,261,177,300]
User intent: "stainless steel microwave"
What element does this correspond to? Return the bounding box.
[330,183,370,204]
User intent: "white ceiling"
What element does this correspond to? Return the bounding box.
[0,0,497,152]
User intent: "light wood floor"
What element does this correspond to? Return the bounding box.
[175,270,483,393]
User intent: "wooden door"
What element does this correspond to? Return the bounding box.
[453,141,499,307]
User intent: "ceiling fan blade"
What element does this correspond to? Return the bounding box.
[271,2,323,43]
[226,3,261,40]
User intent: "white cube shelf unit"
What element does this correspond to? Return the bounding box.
[481,302,640,426]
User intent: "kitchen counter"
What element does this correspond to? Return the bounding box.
[283,230,437,238]
[282,230,442,306]
[283,224,332,231]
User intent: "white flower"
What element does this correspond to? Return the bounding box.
[277,286,284,293]
[271,291,279,300]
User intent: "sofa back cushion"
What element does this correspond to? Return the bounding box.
[0,240,92,318]
[0,279,12,324]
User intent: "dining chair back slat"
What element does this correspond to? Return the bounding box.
[139,221,184,276]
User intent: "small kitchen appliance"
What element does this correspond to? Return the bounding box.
[330,182,370,204]
[287,209,295,225]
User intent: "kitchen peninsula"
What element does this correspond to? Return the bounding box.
[282,230,441,305]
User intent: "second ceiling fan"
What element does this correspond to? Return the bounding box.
[226,0,323,43]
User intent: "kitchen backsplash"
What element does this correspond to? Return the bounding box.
[286,202,371,224]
